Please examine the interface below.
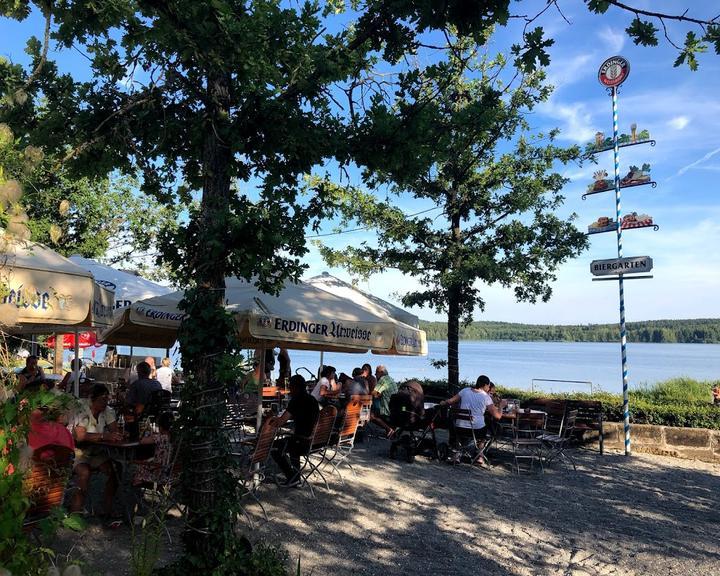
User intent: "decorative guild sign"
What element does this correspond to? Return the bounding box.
[591,256,653,276]
[599,56,630,87]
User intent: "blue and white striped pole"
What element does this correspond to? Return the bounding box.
[612,85,631,456]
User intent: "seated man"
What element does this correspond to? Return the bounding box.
[441,375,503,467]
[70,384,123,519]
[370,365,397,438]
[268,374,319,487]
[339,371,368,397]
[125,361,163,418]
[17,354,46,392]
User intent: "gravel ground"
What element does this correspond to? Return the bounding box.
[52,433,720,576]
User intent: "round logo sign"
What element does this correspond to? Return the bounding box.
[598,56,630,87]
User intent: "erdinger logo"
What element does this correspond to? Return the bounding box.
[95,279,117,291]
[257,316,271,328]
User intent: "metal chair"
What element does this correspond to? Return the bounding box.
[449,408,486,466]
[297,406,338,497]
[542,409,578,470]
[235,420,277,524]
[324,399,362,483]
[511,412,546,474]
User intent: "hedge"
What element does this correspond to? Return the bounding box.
[407,378,720,431]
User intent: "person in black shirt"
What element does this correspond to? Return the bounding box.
[269,374,319,486]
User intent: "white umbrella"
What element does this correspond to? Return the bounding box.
[1,235,114,332]
[305,272,427,356]
[100,276,422,354]
[68,255,171,310]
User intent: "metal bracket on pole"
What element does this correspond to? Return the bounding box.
[592,275,653,281]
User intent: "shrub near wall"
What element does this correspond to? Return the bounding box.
[411,378,720,431]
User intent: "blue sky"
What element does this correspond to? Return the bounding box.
[2,2,718,325]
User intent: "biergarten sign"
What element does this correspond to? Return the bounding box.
[598,56,630,88]
[590,256,653,276]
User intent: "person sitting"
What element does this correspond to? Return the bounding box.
[155,357,178,393]
[277,348,291,388]
[125,361,162,419]
[441,375,503,468]
[17,355,46,392]
[70,384,123,519]
[339,371,368,398]
[133,411,174,487]
[60,358,85,392]
[268,374,319,487]
[369,365,398,438]
[362,363,377,394]
[28,406,75,453]
[311,365,338,403]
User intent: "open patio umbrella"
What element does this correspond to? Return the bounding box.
[46,331,101,349]
[100,276,403,353]
[305,272,427,356]
[1,235,114,332]
[68,255,171,310]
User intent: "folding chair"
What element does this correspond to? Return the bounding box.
[511,412,546,474]
[235,420,277,524]
[449,408,486,466]
[542,409,578,470]
[324,399,362,483]
[297,406,337,497]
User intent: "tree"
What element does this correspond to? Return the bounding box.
[316,45,588,390]
[0,54,180,268]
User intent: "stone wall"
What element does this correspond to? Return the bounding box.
[594,422,720,463]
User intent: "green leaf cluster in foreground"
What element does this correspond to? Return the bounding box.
[417,377,720,430]
[419,318,720,343]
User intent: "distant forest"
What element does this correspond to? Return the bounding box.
[418,318,720,344]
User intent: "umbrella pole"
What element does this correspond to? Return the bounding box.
[73,329,80,397]
[319,351,324,379]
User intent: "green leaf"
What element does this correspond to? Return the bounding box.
[62,513,88,531]
[625,18,658,47]
[585,0,611,14]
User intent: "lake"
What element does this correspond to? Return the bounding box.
[111,340,720,395]
[283,341,720,394]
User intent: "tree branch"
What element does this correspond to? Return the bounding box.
[21,7,52,91]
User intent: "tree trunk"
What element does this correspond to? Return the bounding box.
[447,201,462,393]
[180,71,235,561]
[447,284,461,393]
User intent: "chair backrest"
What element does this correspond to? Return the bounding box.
[23,445,74,520]
[311,405,338,450]
[562,409,578,440]
[513,412,546,439]
[543,400,567,435]
[251,421,277,466]
[450,408,474,430]
[352,394,373,427]
[261,386,279,398]
[338,400,362,441]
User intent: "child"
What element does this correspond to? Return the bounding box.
[132,411,174,486]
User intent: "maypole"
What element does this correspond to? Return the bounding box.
[584,56,658,457]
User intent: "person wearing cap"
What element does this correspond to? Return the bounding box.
[440,375,503,467]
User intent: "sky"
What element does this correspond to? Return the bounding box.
[1,1,719,326]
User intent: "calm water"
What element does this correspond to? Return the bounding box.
[112,340,720,395]
[282,341,720,394]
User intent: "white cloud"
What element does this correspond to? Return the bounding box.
[667,116,690,130]
[539,99,596,143]
[597,26,626,53]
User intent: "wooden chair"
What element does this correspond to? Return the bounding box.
[324,400,362,483]
[353,394,373,429]
[567,400,604,454]
[297,406,338,497]
[236,420,277,523]
[22,445,75,531]
[511,412,546,474]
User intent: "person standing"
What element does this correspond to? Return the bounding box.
[278,348,291,388]
[125,361,162,418]
[155,357,177,393]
